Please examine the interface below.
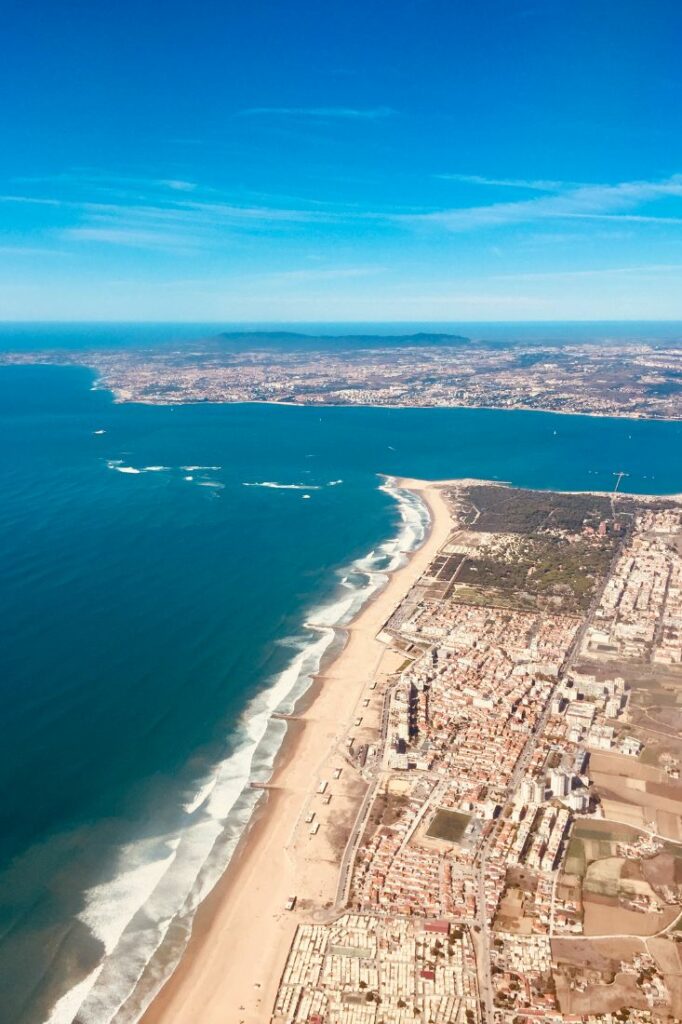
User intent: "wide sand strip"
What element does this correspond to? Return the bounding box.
[142,479,452,1024]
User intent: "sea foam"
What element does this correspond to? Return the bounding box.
[243,481,320,490]
[45,478,429,1024]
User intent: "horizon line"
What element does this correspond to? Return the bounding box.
[1,318,682,326]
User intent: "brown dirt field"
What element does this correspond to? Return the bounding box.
[599,798,646,827]
[648,779,682,800]
[595,774,682,826]
[646,708,682,731]
[646,938,682,1021]
[657,810,682,841]
[583,895,678,936]
[506,865,539,891]
[493,914,532,935]
[620,858,644,882]
[574,819,642,842]
[592,782,635,804]
[643,852,682,888]
[552,936,644,969]
[590,751,666,782]
[554,972,647,1016]
[634,725,682,761]
[647,936,682,974]
[557,877,582,900]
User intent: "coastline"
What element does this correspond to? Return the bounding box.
[104,392,682,425]
[3,358,682,423]
[139,478,452,1024]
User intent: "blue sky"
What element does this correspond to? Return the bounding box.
[1,0,682,321]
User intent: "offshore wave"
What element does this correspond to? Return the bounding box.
[105,461,171,475]
[243,481,321,490]
[104,461,227,497]
[243,479,344,490]
[43,477,430,1024]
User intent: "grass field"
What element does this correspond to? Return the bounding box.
[426,808,471,843]
[565,837,588,877]
[565,822,644,878]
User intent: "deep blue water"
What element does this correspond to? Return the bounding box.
[1,362,681,1024]
[0,320,681,351]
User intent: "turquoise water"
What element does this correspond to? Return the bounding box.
[1,362,681,1024]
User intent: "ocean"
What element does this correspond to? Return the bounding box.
[1,355,681,1024]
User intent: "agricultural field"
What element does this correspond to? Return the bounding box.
[565,822,640,879]
[561,820,682,937]
[589,756,682,841]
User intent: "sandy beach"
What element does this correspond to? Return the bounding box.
[141,478,453,1024]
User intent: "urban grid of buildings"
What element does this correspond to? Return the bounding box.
[2,338,682,419]
[271,483,682,1024]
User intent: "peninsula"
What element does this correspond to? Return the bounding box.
[2,333,682,419]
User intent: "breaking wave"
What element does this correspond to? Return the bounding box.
[42,477,429,1024]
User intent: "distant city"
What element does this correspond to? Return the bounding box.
[3,332,682,419]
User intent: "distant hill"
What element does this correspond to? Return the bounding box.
[214,331,471,351]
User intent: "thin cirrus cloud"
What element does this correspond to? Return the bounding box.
[62,226,212,252]
[237,106,395,119]
[3,172,682,255]
[492,263,682,282]
[259,264,383,283]
[402,174,682,230]
[435,174,581,191]
[55,196,356,250]
[10,172,199,195]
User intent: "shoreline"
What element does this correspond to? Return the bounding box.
[3,358,682,424]
[139,478,452,1024]
[107,393,682,425]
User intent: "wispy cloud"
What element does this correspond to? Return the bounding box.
[5,172,682,257]
[0,194,63,207]
[435,174,578,191]
[257,264,383,284]
[12,172,200,193]
[63,226,206,251]
[493,263,682,281]
[237,106,395,119]
[0,244,65,256]
[568,212,682,224]
[157,179,197,192]
[403,174,682,230]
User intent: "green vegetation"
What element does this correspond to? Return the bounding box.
[460,485,614,534]
[453,534,616,613]
[443,484,631,613]
[565,837,587,877]
[573,823,636,843]
[449,584,523,610]
[426,808,471,843]
[639,745,661,766]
